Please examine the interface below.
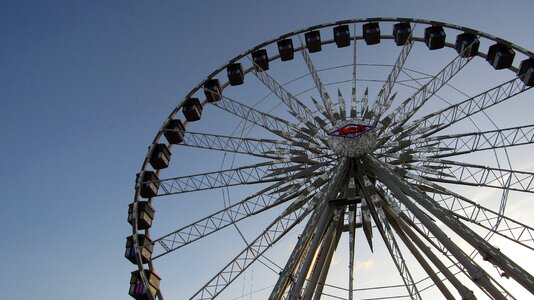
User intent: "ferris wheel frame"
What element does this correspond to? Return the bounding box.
[127,17,534,300]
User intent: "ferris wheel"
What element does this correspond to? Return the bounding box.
[126,17,534,300]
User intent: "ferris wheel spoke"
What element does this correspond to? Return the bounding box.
[396,80,423,91]
[150,175,323,261]
[189,197,315,300]
[372,93,398,125]
[370,28,415,125]
[350,25,358,119]
[397,72,434,85]
[366,155,534,294]
[416,124,534,158]
[382,205,457,300]
[379,180,516,299]
[360,87,369,119]
[177,130,308,159]
[216,96,296,131]
[149,180,302,259]
[356,174,422,300]
[382,203,471,299]
[310,96,332,125]
[397,204,519,300]
[399,204,518,300]
[375,185,441,250]
[382,184,465,261]
[410,181,516,251]
[299,41,338,122]
[375,175,517,299]
[262,160,332,178]
[416,159,534,193]
[401,174,534,251]
[370,216,426,299]
[212,96,318,145]
[253,68,328,136]
[337,89,347,120]
[414,76,533,138]
[154,161,307,196]
[432,192,534,251]
[380,40,478,138]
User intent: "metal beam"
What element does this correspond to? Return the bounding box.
[177,130,298,159]
[337,89,347,120]
[347,170,357,300]
[378,183,515,299]
[415,124,534,158]
[155,162,316,196]
[268,200,323,300]
[416,159,534,194]
[381,201,460,300]
[404,174,534,250]
[366,155,534,296]
[356,172,422,300]
[300,42,337,123]
[269,158,349,299]
[381,40,477,135]
[371,27,415,125]
[302,209,342,300]
[350,25,358,119]
[150,173,330,260]
[415,77,532,138]
[213,96,300,140]
[289,202,334,299]
[381,197,477,299]
[253,68,327,134]
[310,96,332,126]
[361,87,369,120]
[189,201,313,299]
[311,212,344,300]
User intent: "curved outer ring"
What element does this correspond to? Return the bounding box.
[130,17,533,300]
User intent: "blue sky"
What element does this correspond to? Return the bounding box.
[2,1,534,299]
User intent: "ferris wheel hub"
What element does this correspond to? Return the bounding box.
[326,119,377,157]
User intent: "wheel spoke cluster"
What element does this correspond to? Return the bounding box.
[127,18,534,300]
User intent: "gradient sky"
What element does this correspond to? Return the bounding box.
[2,1,534,299]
